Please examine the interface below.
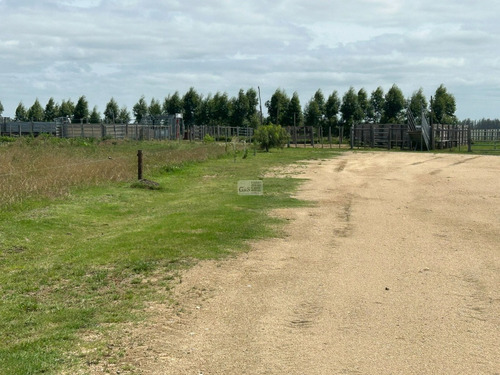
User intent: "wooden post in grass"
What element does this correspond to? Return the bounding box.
[467,126,472,153]
[137,150,143,180]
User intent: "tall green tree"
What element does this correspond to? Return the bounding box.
[304,99,321,128]
[163,91,183,114]
[382,84,405,123]
[432,84,457,124]
[357,88,371,122]
[15,102,28,121]
[59,99,75,119]
[28,99,45,122]
[284,92,303,127]
[340,87,362,130]
[44,98,58,121]
[325,91,340,127]
[182,87,201,126]
[313,89,326,116]
[408,88,428,124]
[104,98,119,123]
[73,96,89,123]
[196,94,212,125]
[0,100,4,116]
[117,106,131,124]
[231,89,250,127]
[149,98,162,117]
[89,106,101,123]
[265,89,289,125]
[211,92,231,126]
[369,87,385,123]
[133,96,148,123]
[245,88,259,126]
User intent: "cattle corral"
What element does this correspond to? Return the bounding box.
[0,115,186,140]
[1,116,499,152]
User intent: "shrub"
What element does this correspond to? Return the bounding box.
[203,134,215,143]
[254,124,290,152]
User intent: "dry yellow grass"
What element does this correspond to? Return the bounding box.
[0,137,227,207]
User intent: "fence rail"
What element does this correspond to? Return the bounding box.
[0,120,185,141]
[471,129,500,141]
[351,123,500,153]
[3,118,499,153]
[189,125,254,141]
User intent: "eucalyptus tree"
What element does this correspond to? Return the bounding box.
[15,102,28,121]
[325,90,340,127]
[211,91,231,126]
[104,98,119,123]
[149,98,162,117]
[44,98,58,121]
[432,84,457,124]
[369,87,385,123]
[231,89,250,127]
[182,87,201,126]
[163,91,183,115]
[73,96,89,123]
[89,106,101,123]
[284,91,303,127]
[408,88,428,124]
[382,84,406,123]
[197,94,212,125]
[313,89,325,114]
[59,99,75,119]
[245,88,259,126]
[304,99,321,128]
[357,88,371,123]
[117,106,131,124]
[265,89,289,125]
[133,96,148,123]
[340,87,362,130]
[28,99,45,122]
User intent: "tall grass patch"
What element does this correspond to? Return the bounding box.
[0,136,227,206]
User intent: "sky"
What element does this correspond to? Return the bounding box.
[1,0,499,120]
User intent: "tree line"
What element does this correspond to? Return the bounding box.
[0,84,469,132]
[459,118,500,130]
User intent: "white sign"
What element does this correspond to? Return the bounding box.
[238,180,263,196]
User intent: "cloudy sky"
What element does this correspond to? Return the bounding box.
[1,0,499,120]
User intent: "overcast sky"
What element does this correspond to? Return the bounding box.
[1,0,499,120]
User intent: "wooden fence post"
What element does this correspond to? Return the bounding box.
[467,126,472,152]
[387,125,391,150]
[137,150,143,180]
[369,124,374,148]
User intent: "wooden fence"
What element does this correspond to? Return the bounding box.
[189,125,254,141]
[351,124,410,149]
[0,121,182,141]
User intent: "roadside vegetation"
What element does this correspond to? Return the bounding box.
[0,136,228,207]
[0,137,339,374]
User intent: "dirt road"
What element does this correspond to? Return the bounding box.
[109,152,500,374]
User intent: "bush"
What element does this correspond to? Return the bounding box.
[203,134,215,143]
[254,124,290,152]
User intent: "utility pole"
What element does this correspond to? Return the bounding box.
[430,96,435,150]
[258,86,263,126]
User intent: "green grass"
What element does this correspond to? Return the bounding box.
[0,145,339,374]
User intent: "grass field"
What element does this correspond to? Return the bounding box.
[0,137,339,374]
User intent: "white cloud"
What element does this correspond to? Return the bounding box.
[0,0,500,120]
